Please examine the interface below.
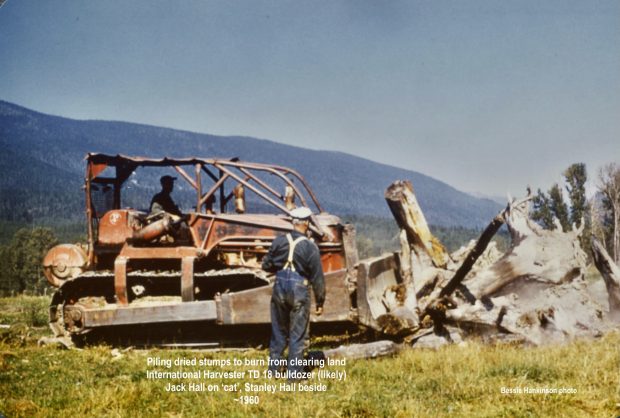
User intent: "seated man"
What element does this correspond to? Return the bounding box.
[150,175,183,217]
[148,175,191,244]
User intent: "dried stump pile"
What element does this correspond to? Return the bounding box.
[360,180,618,350]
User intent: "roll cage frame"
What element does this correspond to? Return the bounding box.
[84,153,325,257]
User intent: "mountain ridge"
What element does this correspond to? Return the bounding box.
[0,100,501,227]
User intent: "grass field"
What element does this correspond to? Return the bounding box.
[1,296,618,418]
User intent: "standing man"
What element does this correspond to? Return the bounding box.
[262,207,325,381]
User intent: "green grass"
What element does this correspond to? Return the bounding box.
[0,295,50,328]
[0,296,618,417]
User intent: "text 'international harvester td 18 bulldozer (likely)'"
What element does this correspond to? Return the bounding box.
[42,154,395,346]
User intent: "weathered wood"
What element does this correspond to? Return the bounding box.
[371,182,606,347]
[385,180,448,268]
[440,213,506,298]
[410,326,463,349]
[397,230,417,313]
[384,180,450,316]
[414,204,510,318]
[398,229,412,286]
[37,336,74,349]
[443,295,539,343]
[449,240,504,281]
[322,340,402,360]
[464,198,586,299]
[591,239,620,313]
[414,267,444,299]
[375,306,419,336]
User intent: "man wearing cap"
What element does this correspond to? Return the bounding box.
[262,207,325,381]
[150,175,183,217]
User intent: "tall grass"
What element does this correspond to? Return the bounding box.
[0,295,50,328]
[0,296,618,417]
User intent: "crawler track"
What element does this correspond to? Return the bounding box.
[49,268,274,346]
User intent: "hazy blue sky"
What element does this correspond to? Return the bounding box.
[1,1,618,197]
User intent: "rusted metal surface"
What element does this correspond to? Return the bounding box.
[356,253,400,329]
[114,257,128,305]
[118,245,201,259]
[98,210,137,245]
[42,244,87,287]
[84,153,324,219]
[216,286,273,324]
[341,223,359,281]
[181,256,195,302]
[315,269,353,322]
[78,301,218,328]
[132,216,172,242]
[215,269,352,325]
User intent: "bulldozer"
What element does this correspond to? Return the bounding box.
[42,154,397,346]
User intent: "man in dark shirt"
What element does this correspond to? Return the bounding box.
[150,175,183,217]
[262,207,325,381]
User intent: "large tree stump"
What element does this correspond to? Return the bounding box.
[384,180,449,321]
[363,182,611,347]
[463,198,587,299]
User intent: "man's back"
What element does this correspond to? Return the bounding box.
[262,231,325,308]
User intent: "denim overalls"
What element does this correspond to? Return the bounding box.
[268,234,310,378]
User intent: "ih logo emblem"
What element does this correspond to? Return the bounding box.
[109,212,121,225]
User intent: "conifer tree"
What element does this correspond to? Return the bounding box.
[530,163,590,243]
[548,183,570,232]
[563,163,588,227]
[531,189,555,229]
